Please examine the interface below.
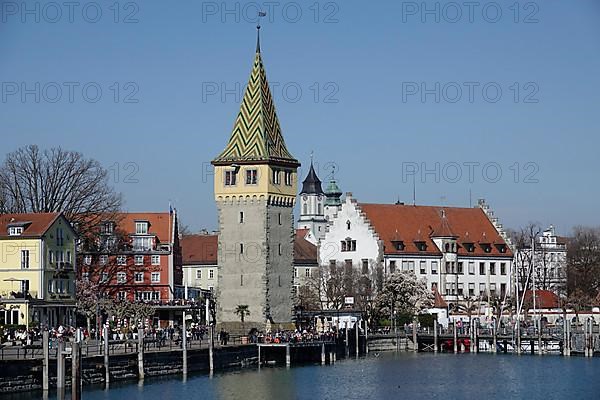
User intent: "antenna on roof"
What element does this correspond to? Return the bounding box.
[469,188,472,208]
[412,174,416,206]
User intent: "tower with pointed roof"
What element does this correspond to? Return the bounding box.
[212,28,299,330]
[298,158,327,241]
[323,169,343,222]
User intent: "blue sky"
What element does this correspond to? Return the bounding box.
[1,0,599,234]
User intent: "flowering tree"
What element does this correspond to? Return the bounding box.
[374,271,434,319]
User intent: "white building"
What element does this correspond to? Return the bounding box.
[319,193,514,308]
[298,161,328,241]
[514,225,567,295]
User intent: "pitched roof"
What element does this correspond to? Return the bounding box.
[300,162,324,195]
[212,40,299,167]
[294,229,318,265]
[433,287,448,308]
[359,203,513,257]
[116,213,173,242]
[524,290,560,309]
[0,213,61,239]
[181,234,218,265]
[431,210,457,238]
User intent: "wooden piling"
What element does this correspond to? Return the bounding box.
[103,326,110,385]
[434,320,438,353]
[137,328,144,380]
[492,321,497,354]
[413,317,418,353]
[42,330,49,393]
[321,344,326,365]
[364,320,369,354]
[355,321,359,357]
[209,325,214,372]
[258,345,261,368]
[71,341,81,400]
[516,321,521,355]
[56,341,65,392]
[453,322,458,354]
[285,344,291,368]
[345,322,349,357]
[182,312,188,376]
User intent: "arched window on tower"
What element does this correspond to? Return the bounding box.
[346,220,351,230]
[318,203,322,215]
[303,203,308,215]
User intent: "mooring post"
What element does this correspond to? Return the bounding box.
[364,320,369,354]
[182,311,188,376]
[355,320,359,357]
[209,325,214,372]
[492,320,497,354]
[137,328,144,380]
[434,319,438,353]
[413,316,418,353]
[321,343,326,365]
[475,322,479,354]
[453,321,458,354]
[71,341,81,400]
[285,344,291,368]
[345,322,349,357]
[566,321,571,357]
[516,320,521,355]
[57,340,65,392]
[103,326,110,385]
[258,345,261,368]
[43,330,49,393]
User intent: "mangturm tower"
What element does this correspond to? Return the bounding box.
[212,28,300,331]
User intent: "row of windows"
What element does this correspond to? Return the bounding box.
[437,282,507,297]
[224,169,294,187]
[196,269,215,280]
[83,254,161,266]
[392,241,505,254]
[48,279,72,295]
[294,268,313,278]
[81,271,160,284]
[388,260,508,276]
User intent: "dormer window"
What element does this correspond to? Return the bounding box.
[464,243,475,253]
[497,244,506,253]
[392,241,404,251]
[482,244,492,253]
[101,222,114,235]
[415,241,427,252]
[8,226,23,236]
[135,222,149,235]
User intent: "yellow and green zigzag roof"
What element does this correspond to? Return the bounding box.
[213,48,298,166]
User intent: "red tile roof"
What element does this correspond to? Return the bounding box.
[116,213,173,242]
[294,229,318,265]
[433,287,448,308]
[524,290,559,309]
[359,203,513,257]
[181,234,218,265]
[0,213,61,238]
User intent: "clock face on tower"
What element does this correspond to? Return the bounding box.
[302,195,308,201]
[318,195,323,201]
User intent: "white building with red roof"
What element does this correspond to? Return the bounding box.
[319,193,514,307]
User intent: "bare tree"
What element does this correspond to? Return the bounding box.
[0,145,122,235]
[567,226,600,300]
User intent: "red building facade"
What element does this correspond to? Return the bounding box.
[78,212,182,303]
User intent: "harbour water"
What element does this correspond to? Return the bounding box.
[32,352,600,400]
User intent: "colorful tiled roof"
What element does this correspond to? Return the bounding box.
[359,203,513,257]
[0,213,61,238]
[212,38,298,167]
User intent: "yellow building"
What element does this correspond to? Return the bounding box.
[0,213,77,328]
